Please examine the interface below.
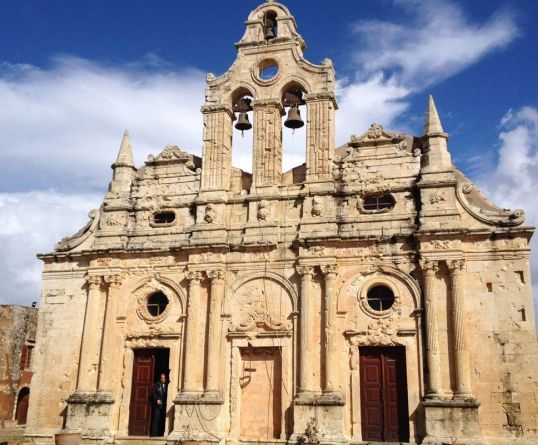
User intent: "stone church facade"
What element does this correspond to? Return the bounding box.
[26,2,537,445]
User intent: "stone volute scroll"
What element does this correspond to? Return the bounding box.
[296,265,315,397]
[420,259,442,398]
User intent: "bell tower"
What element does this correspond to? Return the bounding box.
[199,0,337,197]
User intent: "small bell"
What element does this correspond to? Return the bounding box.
[284,105,304,130]
[235,112,252,135]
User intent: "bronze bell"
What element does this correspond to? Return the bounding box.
[284,105,304,129]
[264,26,275,40]
[235,112,252,133]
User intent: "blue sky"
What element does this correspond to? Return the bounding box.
[0,0,537,311]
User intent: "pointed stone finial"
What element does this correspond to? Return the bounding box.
[424,95,445,136]
[115,129,134,167]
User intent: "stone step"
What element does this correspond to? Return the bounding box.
[113,436,167,445]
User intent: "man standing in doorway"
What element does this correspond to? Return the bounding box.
[149,373,168,436]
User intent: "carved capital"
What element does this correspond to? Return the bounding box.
[420,260,439,276]
[207,269,225,283]
[296,265,315,278]
[104,274,123,289]
[447,259,466,273]
[320,263,338,278]
[185,271,204,284]
[85,275,102,288]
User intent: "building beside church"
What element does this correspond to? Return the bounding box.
[26,2,537,445]
[0,304,38,428]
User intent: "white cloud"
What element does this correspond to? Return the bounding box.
[351,0,518,87]
[0,56,206,192]
[477,106,538,318]
[0,191,102,305]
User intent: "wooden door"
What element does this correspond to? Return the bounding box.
[240,347,282,439]
[15,388,29,425]
[128,350,155,436]
[359,347,409,442]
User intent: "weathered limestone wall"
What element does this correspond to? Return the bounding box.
[0,305,37,421]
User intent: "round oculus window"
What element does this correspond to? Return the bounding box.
[366,285,395,312]
[147,291,169,317]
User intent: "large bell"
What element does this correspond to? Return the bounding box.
[235,112,252,133]
[284,105,304,130]
[264,26,275,40]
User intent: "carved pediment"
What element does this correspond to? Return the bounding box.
[146,145,200,175]
[348,123,405,148]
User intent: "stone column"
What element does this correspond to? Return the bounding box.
[320,263,338,394]
[183,271,204,394]
[252,99,283,188]
[305,94,336,181]
[77,275,104,392]
[98,274,123,392]
[448,259,473,399]
[205,269,225,398]
[200,104,234,191]
[296,265,315,396]
[421,260,442,398]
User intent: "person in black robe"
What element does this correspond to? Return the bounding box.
[149,373,168,436]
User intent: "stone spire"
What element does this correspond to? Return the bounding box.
[424,95,445,135]
[421,95,451,174]
[114,130,135,168]
[109,130,136,194]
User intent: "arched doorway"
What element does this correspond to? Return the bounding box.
[15,387,30,425]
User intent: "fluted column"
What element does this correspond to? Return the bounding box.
[320,264,338,394]
[183,271,204,394]
[448,259,473,398]
[77,275,105,392]
[205,269,225,396]
[296,265,315,396]
[421,260,442,398]
[98,274,123,392]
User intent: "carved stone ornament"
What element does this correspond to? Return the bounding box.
[85,275,102,288]
[420,260,439,275]
[311,196,323,217]
[348,124,405,148]
[320,263,338,277]
[55,210,99,252]
[456,178,525,226]
[104,274,123,289]
[428,190,447,204]
[229,309,292,333]
[147,145,197,171]
[207,269,225,282]
[296,265,315,277]
[308,246,326,257]
[448,259,466,273]
[134,278,173,324]
[349,318,402,346]
[204,203,217,224]
[257,200,270,221]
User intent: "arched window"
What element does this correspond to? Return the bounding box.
[15,387,30,425]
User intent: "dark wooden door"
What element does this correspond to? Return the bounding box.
[359,347,409,442]
[128,350,155,436]
[15,388,29,425]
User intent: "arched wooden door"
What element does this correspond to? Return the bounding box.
[15,388,30,425]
